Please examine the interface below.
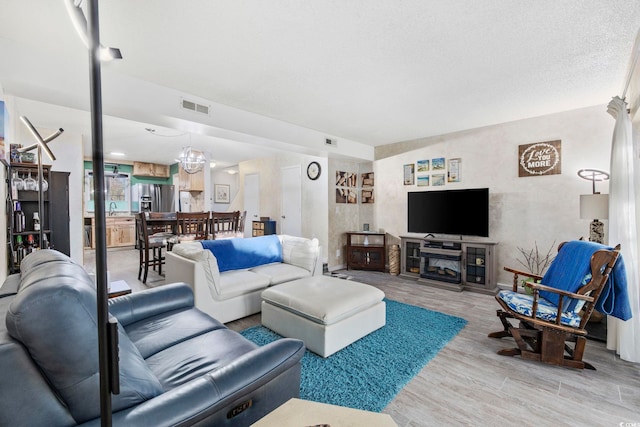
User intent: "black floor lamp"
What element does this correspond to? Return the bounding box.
[64,0,123,425]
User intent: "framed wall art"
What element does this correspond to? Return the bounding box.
[361,188,374,204]
[432,174,445,186]
[214,184,230,203]
[432,157,445,170]
[417,175,430,187]
[417,159,430,172]
[361,172,374,187]
[518,140,561,177]
[403,164,415,185]
[448,158,461,182]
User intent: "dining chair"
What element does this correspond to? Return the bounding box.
[211,211,242,239]
[176,211,210,241]
[136,213,174,284]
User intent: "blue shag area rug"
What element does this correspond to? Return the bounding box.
[240,299,467,412]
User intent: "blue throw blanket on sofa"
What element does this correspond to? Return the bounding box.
[540,240,631,321]
[201,235,283,272]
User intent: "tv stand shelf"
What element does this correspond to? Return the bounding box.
[400,235,498,295]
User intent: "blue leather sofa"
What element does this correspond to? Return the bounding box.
[0,250,305,426]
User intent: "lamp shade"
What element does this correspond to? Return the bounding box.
[580,194,609,219]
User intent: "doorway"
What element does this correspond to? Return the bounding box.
[280,165,302,236]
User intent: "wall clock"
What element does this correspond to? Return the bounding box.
[306,161,321,180]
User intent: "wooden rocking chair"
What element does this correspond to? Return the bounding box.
[489,240,623,370]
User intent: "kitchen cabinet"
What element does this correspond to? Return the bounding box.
[89,216,136,248]
[133,161,170,178]
[178,165,205,191]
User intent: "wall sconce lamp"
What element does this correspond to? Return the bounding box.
[577,168,610,244]
[17,116,63,247]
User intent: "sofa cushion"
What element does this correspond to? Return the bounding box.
[280,235,319,273]
[497,290,582,327]
[145,328,259,390]
[250,262,312,286]
[6,251,163,423]
[201,235,282,272]
[122,306,226,359]
[218,270,271,300]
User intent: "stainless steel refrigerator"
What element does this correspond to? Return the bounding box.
[134,184,175,212]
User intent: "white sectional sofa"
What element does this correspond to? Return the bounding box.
[165,234,322,323]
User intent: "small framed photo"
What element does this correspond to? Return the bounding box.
[417,175,430,187]
[432,174,445,186]
[417,159,430,172]
[214,184,230,203]
[404,164,415,185]
[361,172,374,187]
[448,158,461,182]
[361,188,374,204]
[432,157,445,170]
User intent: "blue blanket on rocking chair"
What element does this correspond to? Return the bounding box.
[540,240,631,321]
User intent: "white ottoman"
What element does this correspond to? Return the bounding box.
[261,276,386,357]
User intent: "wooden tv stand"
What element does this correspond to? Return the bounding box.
[400,235,498,295]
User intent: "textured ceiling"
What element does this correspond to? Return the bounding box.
[0,1,638,165]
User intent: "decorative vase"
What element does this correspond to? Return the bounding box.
[389,244,400,276]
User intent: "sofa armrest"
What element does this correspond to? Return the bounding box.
[312,245,323,276]
[108,283,195,326]
[77,338,305,427]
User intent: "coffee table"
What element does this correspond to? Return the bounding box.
[251,398,397,426]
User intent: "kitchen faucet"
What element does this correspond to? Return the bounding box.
[109,202,117,216]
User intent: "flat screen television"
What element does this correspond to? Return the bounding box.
[407,188,489,237]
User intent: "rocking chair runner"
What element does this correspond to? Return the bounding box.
[489,240,629,370]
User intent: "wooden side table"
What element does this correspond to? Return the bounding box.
[346,231,386,272]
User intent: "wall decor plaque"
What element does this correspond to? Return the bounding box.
[518,140,561,177]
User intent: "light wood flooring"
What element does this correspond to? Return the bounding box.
[86,247,640,427]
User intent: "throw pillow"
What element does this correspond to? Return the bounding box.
[280,235,319,273]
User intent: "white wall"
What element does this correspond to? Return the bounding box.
[326,159,374,270]
[375,104,614,286]
[238,154,329,263]
[210,169,240,211]
[3,98,84,267]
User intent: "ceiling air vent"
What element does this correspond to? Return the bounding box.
[181,98,210,116]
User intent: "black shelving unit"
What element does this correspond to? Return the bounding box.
[5,161,70,273]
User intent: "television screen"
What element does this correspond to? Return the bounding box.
[407,188,489,237]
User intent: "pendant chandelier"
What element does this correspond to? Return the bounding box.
[179,146,206,174]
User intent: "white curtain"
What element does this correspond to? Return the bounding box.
[606,96,640,363]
